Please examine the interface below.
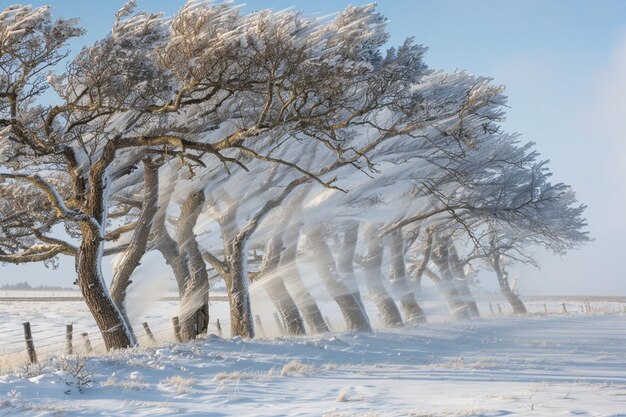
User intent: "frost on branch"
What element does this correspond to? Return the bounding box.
[0,1,589,348]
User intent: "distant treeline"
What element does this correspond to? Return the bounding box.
[0,282,75,291]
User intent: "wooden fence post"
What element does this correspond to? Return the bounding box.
[488,302,494,315]
[65,324,73,355]
[23,322,37,364]
[81,332,92,353]
[142,322,156,343]
[562,303,568,314]
[543,303,548,313]
[497,303,503,314]
[172,317,182,342]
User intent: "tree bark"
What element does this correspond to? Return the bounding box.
[305,226,372,332]
[259,232,306,335]
[492,253,527,314]
[447,240,480,318]
[224,239,255,338]
[410,226,434,300]
[77,228,135,350]
[110,159,161,340]
[80,162,135,350]
[176,191,210,340]
[152,171,197,336]
[361,224,403,327]
[205,199,255,339]
[387,229,427,324]
[431,238,470,320]
[338,221,369,315]
[253,188,309,336]
[281,223,329,333]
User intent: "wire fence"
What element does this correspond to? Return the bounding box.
[1,297,625,372]
[0,296,230,371]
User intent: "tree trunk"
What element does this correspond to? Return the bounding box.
[110,159,161,340]
[431,239,470,320]
[337,221,368,312]
[423,266,466,314]
[281,223,329,333]
[80,158,135,350]
[409,227,434,302]
[361,224,403,327]
[207,201,255,339]
[259,233,306,335]
[154,232,189,299]
[305,226,372,332]
[493,253,527,314]
[387,229,427,324]
[77,230,136,350]
[447,240,480,318]
[224,241,255,338]
[181,248,209,339]
[413,227,433,284]
[77,230,135,350]
[176,191,210,341]
[152,172,196,334]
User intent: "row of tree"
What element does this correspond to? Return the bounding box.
[0,2,589,350]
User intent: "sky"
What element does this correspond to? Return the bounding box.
[1,0,625,295]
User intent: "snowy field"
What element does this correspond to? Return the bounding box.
[1,297,626,416]
[1,286,622,360]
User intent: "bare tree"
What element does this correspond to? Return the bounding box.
[109,158,162,338]
[386,229,427,324]
[0,2,590,347]
[304,224,373,332]
[279,198,329,334]
[360,224,404,327]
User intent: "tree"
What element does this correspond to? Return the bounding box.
[0,1,590,346]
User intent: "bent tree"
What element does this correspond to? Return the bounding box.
[0,2,590,347]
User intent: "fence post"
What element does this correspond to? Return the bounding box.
[216,319,223,337]
[488,302,494,315]
[65,324,73,355]
[497,303,503,314]
[543,303,548,313]
[82,332,92,353]
[561,303,568,314]
[172,316,182,342]
[23,322,37,364]
[142,322,156,343]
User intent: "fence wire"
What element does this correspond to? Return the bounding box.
[0,297,229,368]
[1,298,624,372]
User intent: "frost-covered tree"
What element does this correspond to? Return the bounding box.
[0,1,590,348]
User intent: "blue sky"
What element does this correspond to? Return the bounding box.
[3,0,626,295]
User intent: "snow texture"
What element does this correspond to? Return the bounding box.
[0,299,625,416]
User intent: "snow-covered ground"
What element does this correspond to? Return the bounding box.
[1,289,622,360]
[1,305,626,416]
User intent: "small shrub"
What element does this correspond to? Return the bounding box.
[163,376,195,394]
[280,360,312,376]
